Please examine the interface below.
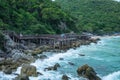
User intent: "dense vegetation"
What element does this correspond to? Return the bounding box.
[0,0,76,34]
[0,31,5,50]
[0,0,120,35]
[56,0,120,35]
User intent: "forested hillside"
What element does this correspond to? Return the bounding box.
[0,0,120,35]
[0,0,76,34]
[56,0,120,35]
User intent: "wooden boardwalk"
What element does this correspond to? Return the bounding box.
[3,31,90,49]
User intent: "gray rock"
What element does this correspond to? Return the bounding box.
[14,75,29,80]
[44,63,61,71]
[39,55,47,59]
[21,64,38,77]
[10,49,33,61]
[79,54,85,56]
[62,75,70,80]
[77,64,101,80]
[3,68,12,74]
[68,62,75,66]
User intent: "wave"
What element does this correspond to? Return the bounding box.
[102,71,120,80]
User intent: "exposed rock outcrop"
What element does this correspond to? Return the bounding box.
[77,64,101,80]
[20,64,38,77]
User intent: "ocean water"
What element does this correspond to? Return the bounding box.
[0,36,120,80]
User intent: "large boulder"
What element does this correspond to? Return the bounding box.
[0,58,20,72]
[77,64,101,80]
[20,64,38,77]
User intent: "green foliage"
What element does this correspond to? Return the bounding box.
[0,0,120,35]
[0,0,75,34]
[56,0,120,34]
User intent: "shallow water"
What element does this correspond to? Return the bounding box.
[0,36,120,80]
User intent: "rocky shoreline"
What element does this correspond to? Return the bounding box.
[0,34,100,80]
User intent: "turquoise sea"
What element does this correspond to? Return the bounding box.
[0,36,120,80]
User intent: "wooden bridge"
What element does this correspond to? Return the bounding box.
[3,31,90,49]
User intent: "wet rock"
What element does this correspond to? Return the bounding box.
[77,64,101,80]
[14,75,29,80]
[3,68,12,74]
[44,63,60,71]
[37,72,43,75]
[44,66,55,71]
[59,58,64,60]
[39,55,47,59]
[21,64,38,77]
[10,49,33,61]
[68,62,75,66]
[79,54,85,56]
[62,75,70,80]
[54,63,61,67]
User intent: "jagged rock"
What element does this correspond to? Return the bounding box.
[77,64,101,80]
[44,63,60,71]
[62,75,70,80]
[21,64,38,77]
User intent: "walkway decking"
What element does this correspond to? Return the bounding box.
[3,31,90,49]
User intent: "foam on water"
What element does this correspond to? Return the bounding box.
[102,71,120,80]
[0,72,16,80]
[30,48,82,80]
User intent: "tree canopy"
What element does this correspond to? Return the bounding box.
[56,0,120,35]
[0,0,120,35]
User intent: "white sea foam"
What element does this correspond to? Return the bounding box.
[102,71,120,80]
[0,72,16,80]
